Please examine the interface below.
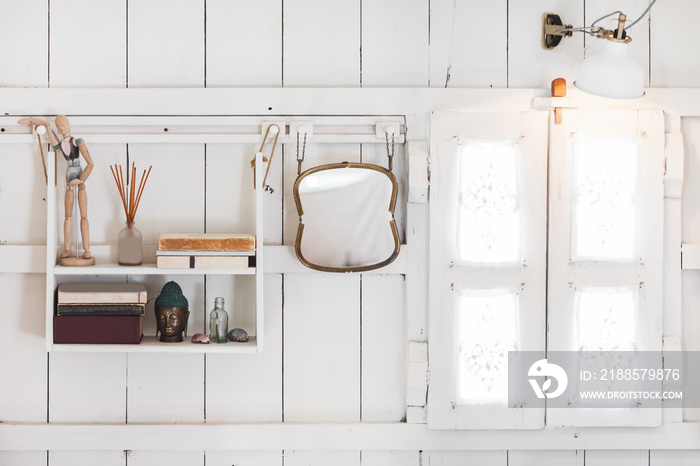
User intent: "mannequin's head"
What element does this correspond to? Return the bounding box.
[55,115,71,137]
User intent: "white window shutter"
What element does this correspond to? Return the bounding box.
[547,109,665,427]
[427,111,548,429]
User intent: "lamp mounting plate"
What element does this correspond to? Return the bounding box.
[542,13,572,50]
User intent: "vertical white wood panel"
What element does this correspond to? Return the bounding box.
[508,1,583,88]
[128,0,205,87]
[284,450,360,466]
[427,451,507,466]
[0,274,47,423]
[361,0,429,87]
[283,0,360,86]
[361,275,405,422]
[429,0,506,88]
[283,143,360,244]
[0,0,48,87]
[128,451,203,466]
[650,451,700,466]
[205,451,282,466]
[50,0,126,87]
[206,0,282,87]
[205,144,256,237]
[585,0,650,87]
[361,451,420,466]
[585,450,649,466]
[49,450,126,466]
[205,274,283,422]
[284,274,360,422]
[0,451,47,466]
[0,143,47,244]
[650,1,700,86]
[126,353,204,423]
[49,353,126,423]
[509,450,582,466]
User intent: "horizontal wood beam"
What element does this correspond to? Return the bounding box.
[1,422,699,451]
[0,88,698,119]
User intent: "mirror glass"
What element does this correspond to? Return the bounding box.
[294,162,400,272]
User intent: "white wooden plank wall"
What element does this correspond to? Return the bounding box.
[205,0,282,87]
[49,0,126,87]
[128,0,205,87]
[284,274,360,422]
[429,0,506,87]
[1,1,700,465]
[0,0,47,87]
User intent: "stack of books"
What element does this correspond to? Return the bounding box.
[156,233,256,269]
[54,283,147,344]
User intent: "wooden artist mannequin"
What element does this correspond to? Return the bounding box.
[19,115,95,266]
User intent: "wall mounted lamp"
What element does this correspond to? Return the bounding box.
[542,1,658,99]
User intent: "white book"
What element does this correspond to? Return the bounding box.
[57,283,147,304]
[156,255,250,269]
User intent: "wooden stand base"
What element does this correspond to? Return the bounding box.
[60,256,96,267]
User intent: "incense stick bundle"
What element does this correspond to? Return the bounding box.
[110,163,152,223]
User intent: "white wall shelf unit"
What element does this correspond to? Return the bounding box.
[43,148,266,354]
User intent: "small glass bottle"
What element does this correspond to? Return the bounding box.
[118,221,142,266]
[209,297,229,344]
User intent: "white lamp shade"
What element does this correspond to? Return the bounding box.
[574,40,645,99]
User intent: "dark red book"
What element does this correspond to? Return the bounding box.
[54,315,144,344]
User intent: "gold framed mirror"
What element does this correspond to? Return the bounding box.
[293,162,400,273]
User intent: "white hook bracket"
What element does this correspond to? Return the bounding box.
[290,121,313,138]
[376,121,402,138]
[261,121,286,137]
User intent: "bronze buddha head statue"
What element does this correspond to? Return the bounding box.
[154,281,190,343]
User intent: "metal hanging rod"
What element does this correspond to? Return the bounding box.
[0,116,406,145]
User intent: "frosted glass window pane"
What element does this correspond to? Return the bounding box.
[457,142,520,263]
[575,287,637,352]
[572,139,638,260]
[457,290,519,405]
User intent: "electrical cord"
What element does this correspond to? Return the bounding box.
[627,0,659,29]
[554,0,659,36]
